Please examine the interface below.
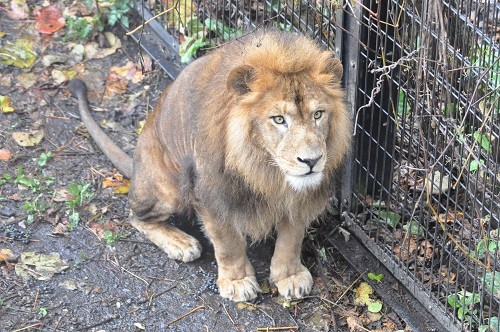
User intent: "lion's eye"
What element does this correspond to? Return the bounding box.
[271,116,286,125]
[314,110,324,120]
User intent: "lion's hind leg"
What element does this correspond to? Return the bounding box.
[130,218,202,263]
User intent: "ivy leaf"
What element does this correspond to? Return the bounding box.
[0,38,37,68]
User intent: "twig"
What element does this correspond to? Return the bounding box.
[256,326,299,331]
[334,273,364,306]
[165,305,205,327]
[137,284,177,304]
[222,303,236,326]
[107,257,149,285]
[11,323,43,332]
[126,6,176,35]
[76,315,118,331]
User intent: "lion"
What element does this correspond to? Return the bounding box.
[68,30,351,302]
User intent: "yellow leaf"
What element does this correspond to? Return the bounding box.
[15,251,69,281]
[0,248,16,263]
[0,38,37,68]
[136,120,146,134]
[0,95,14,113]
[113,182,130,194]
[12,130,44,147]
[0,31,5,38]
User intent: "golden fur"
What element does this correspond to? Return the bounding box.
[69,30,351,302]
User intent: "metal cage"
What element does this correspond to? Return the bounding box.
[130,0,500,330]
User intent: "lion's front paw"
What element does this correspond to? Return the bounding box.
[272,268,313,300]
[217,276,261,302]
[161,235,202,263]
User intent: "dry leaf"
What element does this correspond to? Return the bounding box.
[134,323,146,330]
[15,251,69,280]
[0,148,12,161]
[0,38,37,68]
[0,249,16,263]
[109,61,145,83]
[393,236,417,261]
[353,282,383,313]
[425,170,451,194]
[17,72,37,89]
[51,68,77,84]
[0,95,14,113]
[84,32,121,60]
[346,316,365,332]
[136,120,146,135]
[104,72,128,98]
[12,130,44,147]
[9,0,30,19]
[90,221,118,240]
[35,6,65,34]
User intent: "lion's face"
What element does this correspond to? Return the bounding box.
[226,68,348,192]
[257,95,331,191]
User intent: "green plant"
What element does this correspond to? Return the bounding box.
[65,182,94,228]
[447,290,481,323]
[14,166,41,192]
[36,151,53,168]
[64,16,96,41]
[367,272,383,283]
[479,316,500,332]
[103,228,121,245]
[37,307,48,318]
[23,193,47,223]
[106,0,134,28]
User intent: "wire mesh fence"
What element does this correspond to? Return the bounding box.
[135,0,499,330]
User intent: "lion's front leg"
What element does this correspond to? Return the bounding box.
[270,221,313,299]
[201,210,261,302]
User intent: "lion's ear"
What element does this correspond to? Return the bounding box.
[324,56,343,82]
[227,65,254,94]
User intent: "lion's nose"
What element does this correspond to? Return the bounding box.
[297,155,323,168]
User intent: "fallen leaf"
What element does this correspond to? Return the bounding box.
[84,32,121,60]
[0,249,16,263]
[436,211,464,224]
[52,223,68,235]
[346,316,365,332]
[35,6,65,34]
[425,170,451,194]
[12,130,44,147]
[109,61,145,83]
[53,188,74,202]
[136,120,146,134]
[90,221,118,241]
[0,31,5,38]
[15,251,69,280]
[134,323,146,330]
[354,282,383,313]
[236,302,257,311]
[60,279,79,290]
[393,236,417,261]
[51,68,77,84]
[0,38,37,68]
[104,72,128,98]
[0,95,14,113]
[9,0,30,20]
[16,72,37,89]
[0,148,12,161]
[42,53,69,66]
[0,73,13,88]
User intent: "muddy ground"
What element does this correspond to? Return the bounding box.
[0,8,409,332]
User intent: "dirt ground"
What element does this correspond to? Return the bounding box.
[0,8,409,332]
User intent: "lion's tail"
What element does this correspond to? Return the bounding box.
[68,79,134,178]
